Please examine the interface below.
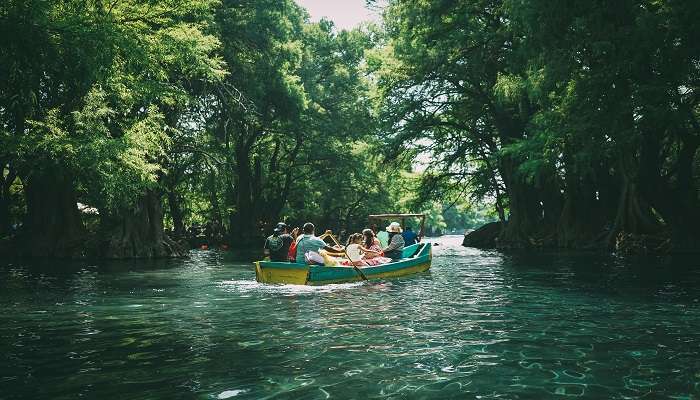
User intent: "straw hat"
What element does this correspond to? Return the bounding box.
[386,222,403,233]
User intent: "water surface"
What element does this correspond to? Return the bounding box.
[1,236,699,399]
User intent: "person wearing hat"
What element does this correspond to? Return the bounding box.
[382,222,405,260]
[264,222,294,262]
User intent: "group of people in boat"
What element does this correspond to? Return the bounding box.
[263,221,421,266]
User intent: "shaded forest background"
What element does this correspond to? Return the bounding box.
[0,0,698,258]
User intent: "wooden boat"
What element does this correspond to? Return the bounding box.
[255,213,431,285]
[255,242,432,285]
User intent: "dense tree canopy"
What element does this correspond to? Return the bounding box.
[1,0,697,258]
[377,0,700,252]
[0,0,415,257]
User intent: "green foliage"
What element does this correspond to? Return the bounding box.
[423,202,447,235]
[5,0,696,252]
[151,0,410,240]
[377,0,700,247]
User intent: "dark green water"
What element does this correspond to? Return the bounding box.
[1,236,699,399]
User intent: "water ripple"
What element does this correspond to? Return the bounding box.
[0,236,699,399]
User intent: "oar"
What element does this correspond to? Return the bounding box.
[326,231,367,281]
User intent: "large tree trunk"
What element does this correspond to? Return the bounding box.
[498,156,543,247]
[557,191,606,249]
[230,143,261,247]
[23,168,85,258]
[207,170,223,228]
[492,110,544,247]
[261,131,303,228]
[0,164,15,236]
[595,163,621,228]
[631,50,700,251]
[0,195,9,237]
[601,77,666,252]
[539,171,563,230]
[166,188,185,239]
[638,133,700,251]
[556,165,606,248]
[663,139,700,251]
[605,153,663,248]
[103,190,184,258]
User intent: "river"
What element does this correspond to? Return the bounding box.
[1,235,699,399]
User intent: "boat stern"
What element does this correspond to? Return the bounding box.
[255,261,309,285]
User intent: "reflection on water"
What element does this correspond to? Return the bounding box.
[1,236,699,399]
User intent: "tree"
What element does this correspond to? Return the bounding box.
[376,0,552,247]
[0,0,225,257]
[377,0,700,252]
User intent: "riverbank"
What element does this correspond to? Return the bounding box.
[463,222,699,255]
[0,230,257,261]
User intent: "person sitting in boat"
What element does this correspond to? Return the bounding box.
[287,226,300,262]
[295,222,343,264]
[337,233,391,267]
[360,229,392,265]
[342,233,368,266]
[363,228,382,248]
[375,223,389,247]
[264,222,294,262]
[402,226,419,246]
[383,222,405,260]
[318,234,363,266]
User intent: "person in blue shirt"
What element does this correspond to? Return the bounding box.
[295,222,343,264]
[401,226,419,246]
